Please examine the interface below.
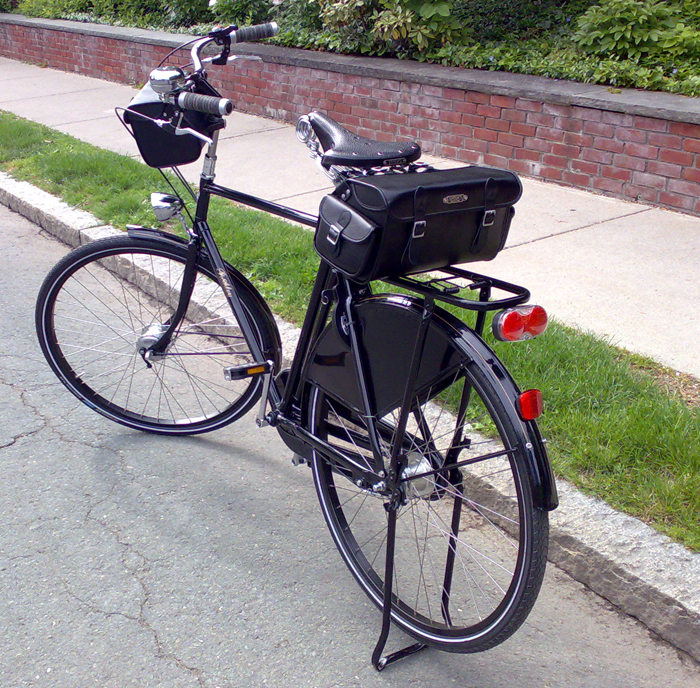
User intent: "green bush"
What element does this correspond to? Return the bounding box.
[573,0,699,62]
[453,0,595,41]
[211,0,272,25]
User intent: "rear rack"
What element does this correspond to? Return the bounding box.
[386,266,530,312]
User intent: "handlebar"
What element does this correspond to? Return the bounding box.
[230,22,279,44]
[174,92,233,116]
[191,22,279,72]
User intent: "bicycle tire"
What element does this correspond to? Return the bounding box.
[36,234,281,435]
[307,296,549,652]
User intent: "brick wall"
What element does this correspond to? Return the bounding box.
[2,16,700,215]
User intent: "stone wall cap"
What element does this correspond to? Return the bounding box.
[3,12,700,124]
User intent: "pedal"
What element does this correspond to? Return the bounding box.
[223,361,270,381]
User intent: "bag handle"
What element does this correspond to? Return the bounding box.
[402,186,428,268]
[471,177,498,252]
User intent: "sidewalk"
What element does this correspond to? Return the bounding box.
[1,56,699,662]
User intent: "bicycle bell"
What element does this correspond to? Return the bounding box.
[149,66,187,96]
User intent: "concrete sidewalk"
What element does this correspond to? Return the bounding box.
[1,56,699,663]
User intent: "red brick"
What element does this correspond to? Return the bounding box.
[660,149,694,166]
[537,127,565,142]
[562,170,592,186]
[527,112,555,127]
[634,116,667,132]
[648,132,683,150]
[554,116,583,134]
[508,159,537,175]
[602,111,635,127]
[463,138,489,153]
[583,121,615,137]
[683,138,700,154]
[477,104,502,118]
[563,132,594,148]
[551,143,580,158]
[483,154,509,168]
[467,91,491,104]
[491,94,516,108]
[516,148,542,162]
[541,166,564,181]
[501,108,528,123]
[601,166,632,182]
[593,137,624,154]
[457,148,483,163]
[668,178,700,195]
[572,160,599,175]
[472,127,499,143]
[444,87,466,101]
[624,184,659,203]
[524,138,553,153]
[441,110,462,125]
[669,121,700,137]
[543,103,571,117]
[572,106,602,122]
[613,154,646,171]
[515,98,543,112]
[593,177,624,194]
[682,167,700,183]
[498,132,524,148]
[442,134,466,148]
[633,171,668,189]
[490,143,515,158]
[422,84,444,98]
[434,144,459,159]
[511,122,537,137]
[659,191,695,211]
[582,148,613,165]
[542,154,568,168]
[647,161,682,178]
[485,117,510,132]
[624,142,660,159]
[461,113,486,128]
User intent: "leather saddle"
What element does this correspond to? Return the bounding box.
[307,111,421,169]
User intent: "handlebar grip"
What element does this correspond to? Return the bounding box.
[231,22,279,44]
[176,92,233,116]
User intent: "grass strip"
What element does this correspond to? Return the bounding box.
[2,110,699,551]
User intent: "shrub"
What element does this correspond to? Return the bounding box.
[211,0,273,25]
[572,0,699,62]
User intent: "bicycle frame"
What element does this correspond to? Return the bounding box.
[135,58,557,668]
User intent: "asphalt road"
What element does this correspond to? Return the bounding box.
[2,203,699,688]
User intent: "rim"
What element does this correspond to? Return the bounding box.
[41,245,263,430]
[311,364,533,645]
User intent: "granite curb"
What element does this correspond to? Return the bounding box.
[3,169,698,662]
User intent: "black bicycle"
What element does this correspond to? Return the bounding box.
[35,23,558,670]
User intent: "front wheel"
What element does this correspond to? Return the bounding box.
[308,300,549,652]
[36,234,280,434]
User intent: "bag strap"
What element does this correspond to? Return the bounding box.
[471,177,498,252]
[403,186,428,267]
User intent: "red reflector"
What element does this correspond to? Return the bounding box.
[492,305,548,342]
[519,389,543,420]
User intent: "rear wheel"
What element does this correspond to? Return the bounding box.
[309,309,548,652]
[36,235,280,434]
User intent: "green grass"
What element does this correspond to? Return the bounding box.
[2,109,699,550]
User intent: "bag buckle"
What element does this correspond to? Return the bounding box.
[412,220,426,239]
[482,209,496,227]
[327,223,341,246]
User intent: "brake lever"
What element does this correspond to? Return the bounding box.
[156,120,213,145]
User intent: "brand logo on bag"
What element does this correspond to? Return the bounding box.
[443,194,469,205]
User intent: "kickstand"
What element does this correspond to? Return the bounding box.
[371,499,429,671]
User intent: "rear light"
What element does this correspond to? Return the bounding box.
[519,389,543,420]
[492,305,548,342]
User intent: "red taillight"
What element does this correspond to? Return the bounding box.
[492,305,548,342]
[519,389,543,420]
